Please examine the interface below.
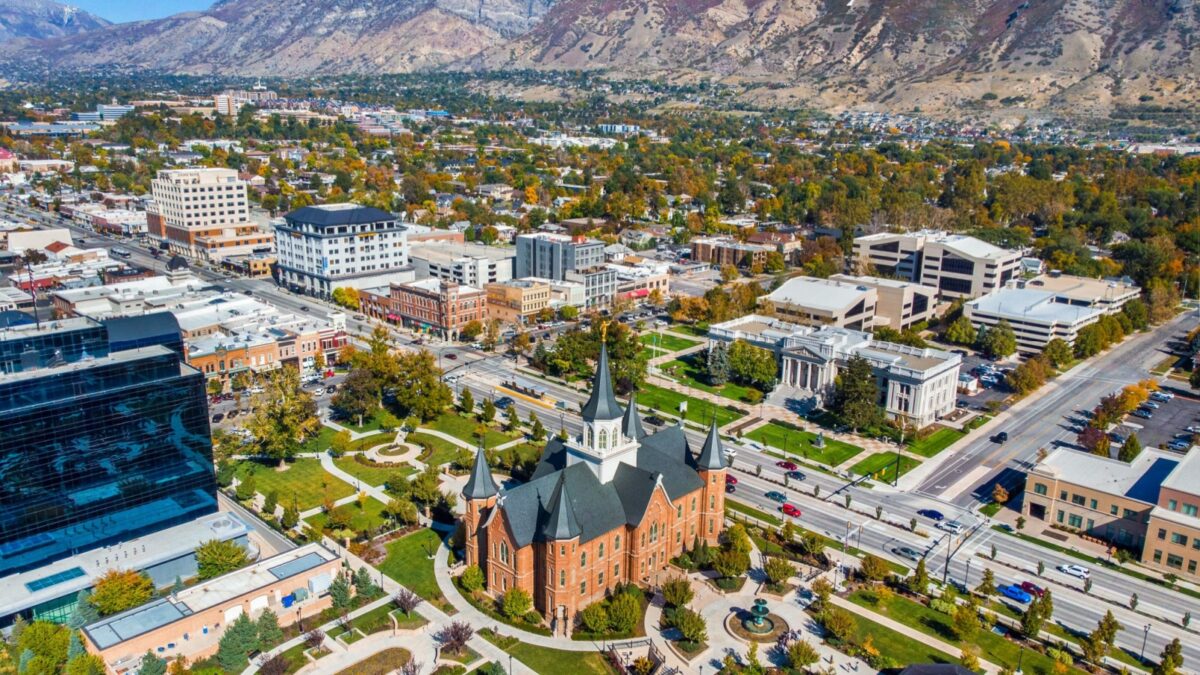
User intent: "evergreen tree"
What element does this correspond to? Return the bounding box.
[459,388,474,415]
[262,490,279,516]
[506,403,521,432]
[910,557,929,593]
[138,652,167,675]
[353,566,379,598]
[1119,432,1143,462]
[281,500,300,529]
[831,354,882,431]
[67,630,84,660]
[976,568,997,596]
[329,572,352,610]
[256,609,284,648]
[67,590,98,629]
[216,613,260,672]
[481,398,496,424]
[706,342,730,386]
[172,576,185,594]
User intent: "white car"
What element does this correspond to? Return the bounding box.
[1058,564,1090,579]
[937,520,965,534]
[1152,391,1174,401]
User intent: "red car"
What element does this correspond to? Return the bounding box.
[776,460,798,471]
[1020,581,1045,598]
[725,475,738,485]
[781,503,802,517]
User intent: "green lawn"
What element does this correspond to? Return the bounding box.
[746,421,865,467]
[658,354,764,404]
[305,496,388,533]
[726,500,782,526]
[425,412,518,448]
[379,529,451,611]
[907,428,965,458]
[638,382,745,427]
[276,642,310,674]
[479,629,617,675]
[849,590,1085,675]
[409,432,468,467]
[671,323,710,338]
[299,425,339,453]
[836,607,957,667]
[332,456,414,488]
[233,458,354,511]
[339,409,390,433]
[638,332,700,353]
[850,452,921,483]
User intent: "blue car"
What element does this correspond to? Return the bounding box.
[999,584,1033,603]
[765,491,787,503]
[918,509,945,521]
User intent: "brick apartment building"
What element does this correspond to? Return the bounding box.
[361,278,487,340]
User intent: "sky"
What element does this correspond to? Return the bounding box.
[70,0,212,24]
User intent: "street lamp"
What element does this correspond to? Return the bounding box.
[1140,623,1151,661]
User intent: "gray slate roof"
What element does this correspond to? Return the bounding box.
[621,393,647,440]
[580,343,623,421]
[463,447,499,500]
[696,419,727,471]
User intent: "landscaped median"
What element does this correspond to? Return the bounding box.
[478,629,618,675]
[637,382,746,427]
[850,452,921,483]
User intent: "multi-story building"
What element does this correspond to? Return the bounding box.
[83,544,338,674]
[0,315,241,626]
[360,278,487,340]
[486,279,551,326]
[608,260,670,305]
[781,328,961,428]
[71,104,135,122]
[565,266,618,309]
[463,346,728,630]
[410,242,515,288]
[515,232,605,281]
[148,168,273,261]
[689,236,773,269]
[852,230,1022,299]
[273,203,413,298]
[829,274,939,331]
[1145,451,1200,580]
[763,276,878,331]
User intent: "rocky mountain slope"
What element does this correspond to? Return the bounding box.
[9,0,556,75]
[2,0,1198,115]
[0,0,108,42]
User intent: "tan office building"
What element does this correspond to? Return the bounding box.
[1144,451,1200,579]
[149,168,273,260]
[762,276,877,331]
[487,279,551,326]
[853,230,1022,299]
[830,274,938,331]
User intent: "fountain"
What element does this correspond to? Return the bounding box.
[742,599,775,635]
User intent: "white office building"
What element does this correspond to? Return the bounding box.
[853,230,1023,299]
[273,204,413,298]
[409,242,515,288]
[762,276,877,330]
[149,168,273,260]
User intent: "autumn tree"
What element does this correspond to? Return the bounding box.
[90,570,154,616]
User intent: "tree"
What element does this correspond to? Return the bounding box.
[376,409,400,433]
[512,331,532,354]
[394,588,422,616]
[952,601,982,641]
[257,609,284,648]
[65,654,106,675]
[980,320,1018,359]
[332,367,380,425]
[1119,432,1143,462]
[764,557,795,586]
[460,564,485,592]
[353,566,380,598]
[246,366,319,463]
[831,355,882,431]
[138,652,167,675]
[258,654,290,675]
[530,414,546,441]
[90,569,153,616]
[236,472,258,501]
[1077,425,1111,456]
[727,339,778,391]
[262,490,279,516]
[580,603,609,633]
[1153,638,1183,675]
[217,613,260,672]
[505,403,521,432]
[196,539,248,580]
[16,622,69,673]
[482,319,502,351]
[960,644,982,672]
[726,523,752,555]
[662,577,694,608]
[1044,338,1073,368]
[436,621,474,654]
[481,398,496,423]
[820,606,857,644]
[945,315,977,345]
[672,606,708,644]
[392,350,453,421]
[706,342,731,386]
[329,572,352,610]
[1096,610,1121,652]
[68,590,98,630]
[385,497,418,526]
[788,638,820,670]
[459,388,475,415]
[811,577,834,609]
[501,588,532,620]
[461,320,484,341]
[976,569,997,596]
[992,483,1009,504]
[608,591,642,633]
[910,557,929,594]
[1021,591,1050,638]
[859,554,890,582]
[330,287,360,310]
[281,501,300,529]
[409,465,443,509]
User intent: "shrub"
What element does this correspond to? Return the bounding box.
[459,565,484,592]
[580,603,609,633]
[436,621,474,654]
[607,592,642,633]
[662,577,694,608]
[672,606,707,644]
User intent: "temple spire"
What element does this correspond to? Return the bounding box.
[621,392,646,440]
[463,445,499,500]
[580,342,623,421]
[543,475,581,540]
[697,417,726,470]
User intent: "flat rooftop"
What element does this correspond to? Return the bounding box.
[858,341,956,372]
[766,276,873,313]
[1037,448,1179,503]
[966,288,1103,325]
[831,274,936,292]
[410,242,516,263]
[1021,274,1140,302]
[84,543,335,650]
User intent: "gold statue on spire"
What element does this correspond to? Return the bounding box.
[600,319,608,342]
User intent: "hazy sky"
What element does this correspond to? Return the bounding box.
[71,0,212,23]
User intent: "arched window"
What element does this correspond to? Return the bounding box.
[614,535,621,550]
[581,552,587,568]
[599,543,605,559]
[560,569,566,586]
[598,429,608,450]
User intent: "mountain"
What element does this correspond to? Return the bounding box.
[8,0,556,75]
[0,0,108,42]
[476,0,1200,114]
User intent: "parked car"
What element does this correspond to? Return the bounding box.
[781,503,802,517]
[892,546,923,562]
[726,475,739,485]
[1058,564,1090,579]
[1132,409,1153,419]
[1185,425,1200,434]
[999,584,1033,603]
[918,509,945,521]
[1151,391,1174,402]
[937,520,965,534]
[776,460,798,471]
[1169,438,1191,452]
[725,484,736,494]
[1019,581,1046,598]
[765,491,787,503]
[495,397,514,409]
[211,413,224,423]
[786,470,807,481]
[1142,401,1161,410]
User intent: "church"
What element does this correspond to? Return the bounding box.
[462,344,729,631]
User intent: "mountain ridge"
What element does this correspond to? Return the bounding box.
[0,0,109,43]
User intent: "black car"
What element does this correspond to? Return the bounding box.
[211,413,224,423]
[993,431,1009,443]
[725,484,736,494]
[786,470,807,481]
[495,397,515,409]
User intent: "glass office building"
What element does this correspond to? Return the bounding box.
[0,315,217,578]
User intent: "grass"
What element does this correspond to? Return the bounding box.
[979,501,1003,517]
[349,602,404,635]
[276,642,310,674]
[1151,355,1180,375]
[426,411,518,448]
[835,606,958,666]
[299,425,340,453]
[850,452,921,483]
[964,415,993,431]
[334,647,411,675]
[390,608,429,630]
[638,382,745,427]
[638,332,700,352]
[339,409,390,433]
[409,431,468,467]
[379,529,453,612]
[907,428,965,458]
[305,496,389,533]
[746,421,865,467]
[233,458,354,511]
[670,323,710,338]
[726,499,782,526]
[332,456,414,488]
[478,629,617,675]
[849,589,1085,675]
[658,354,764,404]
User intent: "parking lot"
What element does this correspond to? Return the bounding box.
[1118,390,1200,452]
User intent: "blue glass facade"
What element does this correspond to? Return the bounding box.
[0,317,217,577]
